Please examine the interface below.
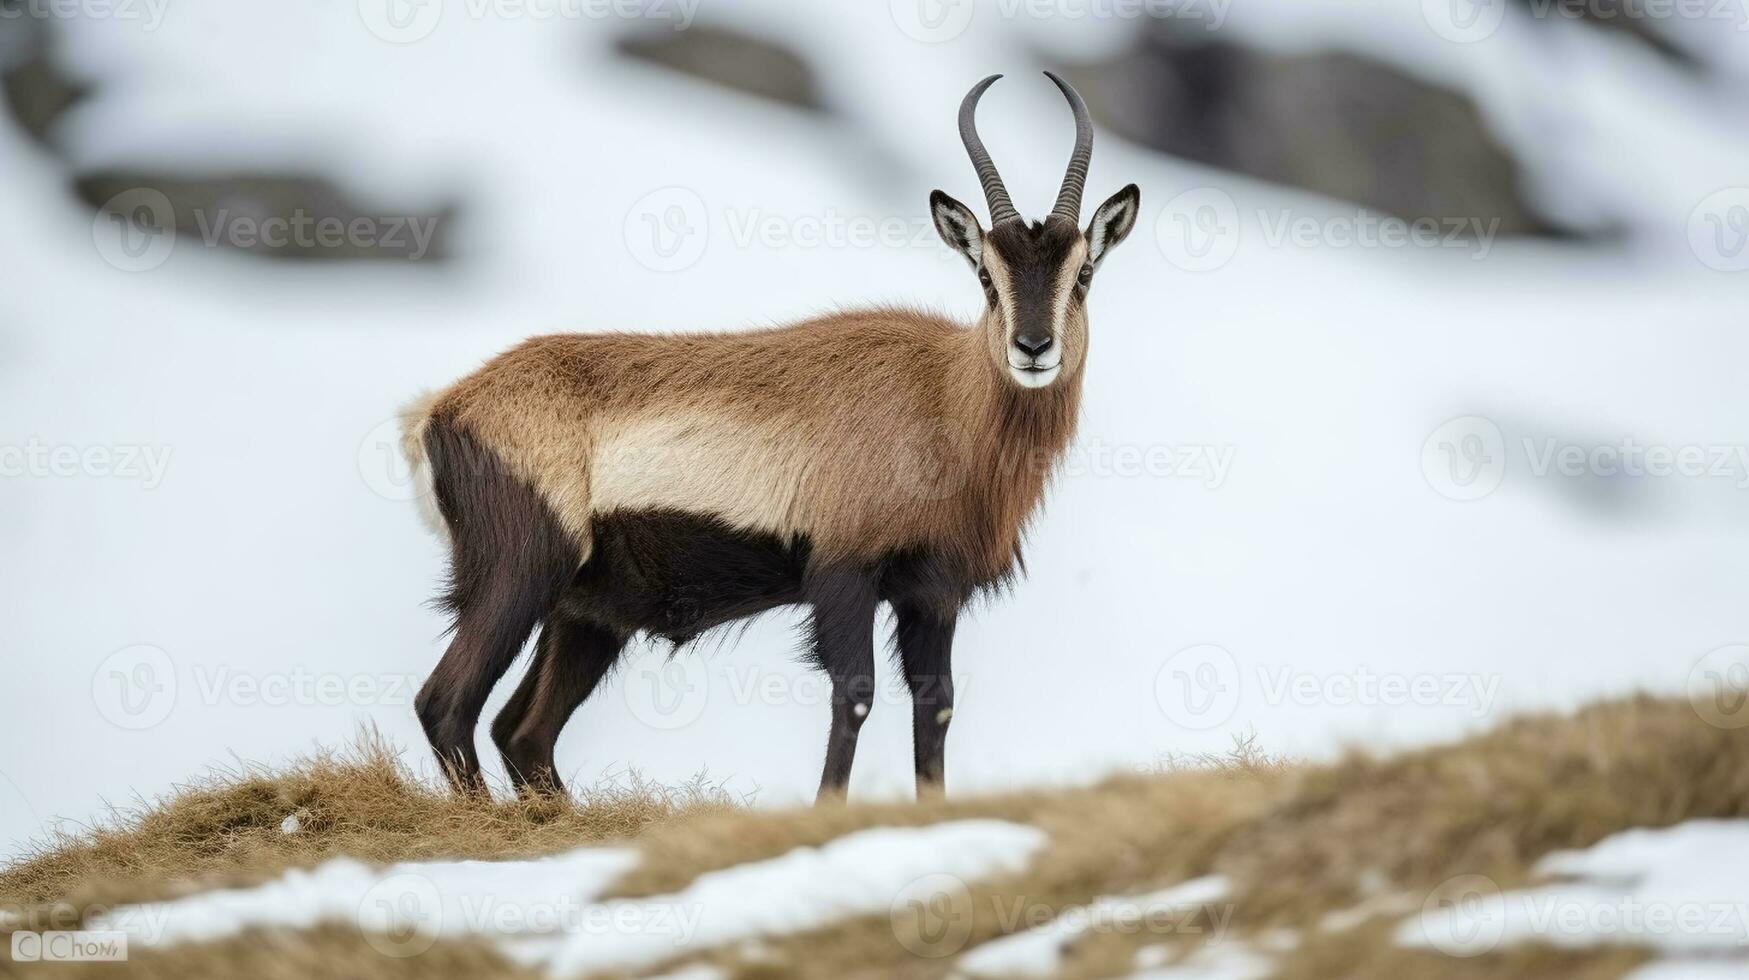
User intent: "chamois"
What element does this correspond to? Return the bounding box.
[402,71,1141,799]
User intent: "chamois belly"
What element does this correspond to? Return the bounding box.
[559,510,810,644]
[553,510,1013,645]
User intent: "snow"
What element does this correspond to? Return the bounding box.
[90,820,1045,976]
[958,875,1231,978]
[92,847,640,946]
[1126,941,1274,980]
[4,0,1749,862]
[1399,819,1749,974]
[545,819,1044,976]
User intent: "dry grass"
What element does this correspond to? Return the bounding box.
[3,696,1740,979]
[0,732,737,916]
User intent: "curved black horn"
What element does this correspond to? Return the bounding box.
[958,74,1021,226]
[1044,70,1093,223]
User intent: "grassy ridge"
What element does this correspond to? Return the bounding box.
[4,696,1740,979]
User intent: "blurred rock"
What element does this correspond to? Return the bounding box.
[616,25,822,111]
[76,174,458,262]
[0,11,87,146]
[1071,28,1568,237]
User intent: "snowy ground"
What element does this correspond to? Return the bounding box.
[3,0,1749,856]
[90,820,1045,976]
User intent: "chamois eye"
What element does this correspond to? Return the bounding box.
[1077,263,1093,287]
[977,268,992,288]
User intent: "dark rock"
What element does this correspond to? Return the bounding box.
[616,24,823,111]
[0,11,87,146]
[76,173,458,262]
[1069,27,1571,237]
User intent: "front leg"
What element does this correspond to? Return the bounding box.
[806,565,880,801]
[895,601,956,794]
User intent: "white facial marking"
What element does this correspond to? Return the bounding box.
[1008,363,1061,388]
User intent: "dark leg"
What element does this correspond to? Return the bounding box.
[412,415,579,796]
[895,602,957,795]
[491,615,625,796]
[807,565,881,801]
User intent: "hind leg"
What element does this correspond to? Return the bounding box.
[415,578,560,795]
[413,416,581,795]
[492,614,625,796]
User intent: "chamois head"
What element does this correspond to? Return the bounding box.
[931,72,1140,391]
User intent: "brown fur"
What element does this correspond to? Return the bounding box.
[411,304,1081,582]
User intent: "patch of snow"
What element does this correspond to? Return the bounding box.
[544,820,1046,977]
[1399,819,1749,972]
[94,821,1042,977]
[278,812,300,834]
[1127,941,1274,980]
[93,848,639,947]
[958,875,1229,979]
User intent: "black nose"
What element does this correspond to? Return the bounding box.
[1014,333,1054,358]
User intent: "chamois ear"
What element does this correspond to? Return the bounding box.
[930,190,985,269]
[1086,183,1140,268]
